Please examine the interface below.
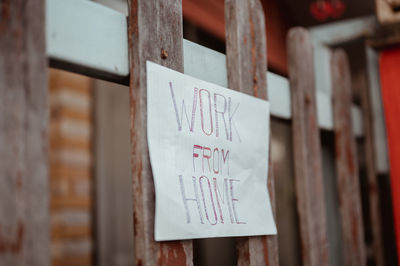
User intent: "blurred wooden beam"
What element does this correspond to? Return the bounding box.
[0,0,50,265]
[368,23,400,48]
[376,0,400,24]
[288,27,330,266]
[331,50,367,266]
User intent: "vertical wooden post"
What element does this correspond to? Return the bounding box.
[358,66,385,266]
[362,50,385,266]
[287,28,330,266]
[331,49,367,266]
[127,1,193,265]
[225,0,279,265]
[0,0,49,265]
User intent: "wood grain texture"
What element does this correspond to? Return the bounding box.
[358,68,385,266]
[225,0,279,265]
[376,0,400,24]
[287,27,330,266]
[0,0,49,265]
[331,50,367,266]
[387,0,400,6]
[127,1,193,265]
[368,24,400,49]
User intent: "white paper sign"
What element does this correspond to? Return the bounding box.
[147,61,277,241]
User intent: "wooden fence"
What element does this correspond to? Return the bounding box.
[0,0,387,265]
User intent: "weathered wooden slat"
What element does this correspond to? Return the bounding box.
[365,47,389,174]
[376,0,400,25]
[331,50,367,266]
[0,0,50,265]
[358,67,385,266]
[224,0,278,265]
[287,28,330,266]
[127,0,193,265]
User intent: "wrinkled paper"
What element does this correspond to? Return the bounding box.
[147,61,276,241]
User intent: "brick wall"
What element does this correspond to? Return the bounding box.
[49,69,93,266]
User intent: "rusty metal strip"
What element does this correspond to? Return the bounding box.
[224,0,279,265]
[127,1,193,265]
[287,27,330,266]
[0,0,50,265]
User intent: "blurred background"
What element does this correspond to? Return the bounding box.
[47,0,399,265]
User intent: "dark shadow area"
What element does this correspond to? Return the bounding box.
[271,118,302,266]
[183,19,226,54]
[378,173,398,266]
[321,130,345,266]
[193,238,237,266]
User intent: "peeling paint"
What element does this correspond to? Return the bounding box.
[0,221,24,254]
[158,241,188,266]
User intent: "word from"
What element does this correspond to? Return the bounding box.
[192,145,229,175]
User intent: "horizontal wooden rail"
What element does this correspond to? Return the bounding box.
[46,0,363,136]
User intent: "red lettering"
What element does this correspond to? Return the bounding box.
[199,89,213,136]
[202,147,211,173]
[199,176,218,225]
[193,145,202,172]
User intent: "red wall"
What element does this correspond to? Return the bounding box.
[379,48,400,263]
